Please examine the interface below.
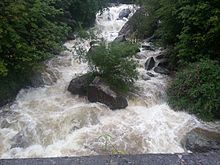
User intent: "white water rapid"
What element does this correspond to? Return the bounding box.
[0,4,206,159]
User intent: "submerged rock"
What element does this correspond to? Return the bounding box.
[11,133,30,149]
[0,119,11,128]
[182,128,220,153]
[68,73,92,96]
[141,74,151,81]
[119,8,131,19]
[146,72,155,77]
[88,77,128,110]
[145,57,156,71]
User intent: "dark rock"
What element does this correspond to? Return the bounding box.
[67,33,76,40]
[68,73,93,96]
[119,7,147,38]
[145,57,156,70]
[11,133,30,148]
[119,8,131,19]
[87,45,100,56]
[30,72,45,88]
[118,21,131,38]
[114,34,126,42]
[146,72,155,77]
[182,128,220,153]
[156,50,169,60]
[0,119,11,128]
[154,66,169,75]
[142,45,155,51]
[157,59,169,68]
[156,54,165,60]
[90,41,99,47]
[88,77,128,110]
[145,35,156,42]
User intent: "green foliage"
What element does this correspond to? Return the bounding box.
[133,0,160,39]
[137,0,220,120]
[0,0,109,106]
[174,0,220,65]
[0,0,70,76]
[138,0,220,66]
[87,42,139,92]
[167,60,220,121]
[57,0,108,27]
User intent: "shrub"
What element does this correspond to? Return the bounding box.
[0,0,70,76]
[167,60,220,121]
[87,42,139,92]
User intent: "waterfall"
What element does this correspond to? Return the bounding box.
[0,4,201,158]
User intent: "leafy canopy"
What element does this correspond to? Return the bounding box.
[87,42,139,92]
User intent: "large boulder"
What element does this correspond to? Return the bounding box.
[68,73,92,96]
[145,57,156,70]
[119,8,131,19]
[88,77,128,110]
[118,7,148,38]
[182,128,220,153]
[11,132,30,149]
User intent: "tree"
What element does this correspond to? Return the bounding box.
[87,42,139,92]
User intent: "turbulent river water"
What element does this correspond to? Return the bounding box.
[0,4,216,159]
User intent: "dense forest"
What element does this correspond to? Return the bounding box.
[0,0,219,120]
[0,0,108,105]
[136,0,220,120]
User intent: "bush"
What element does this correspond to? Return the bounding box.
[0,0,70,76]
[87,42,139,92]
[167,60,220,121]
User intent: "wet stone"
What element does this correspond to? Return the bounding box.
[141,74,151,81]
[0,119,11,128]
[182,128,220,153]
[118,8,131,19]
[146,72,156,77]
[88,77,128,110]
[11,133,30,149]
[154,66,169,75]
[145,57,156,71]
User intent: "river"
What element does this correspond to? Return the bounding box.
[0,4,211,158]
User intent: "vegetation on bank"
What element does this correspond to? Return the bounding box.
[136,0,220,120]
[0,0,108,106]
[167,60,220,120]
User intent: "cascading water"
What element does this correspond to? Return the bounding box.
[0,4,208,158]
